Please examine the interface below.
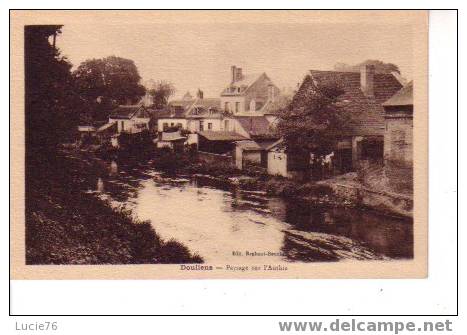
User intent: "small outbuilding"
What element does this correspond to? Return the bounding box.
[266,139,309,179]
[198,131,247,154]
[234,140,270,170]
[155,130,187,152]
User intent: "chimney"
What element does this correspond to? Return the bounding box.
[231,65,243,83]
[196,88,204,99]
[231,65,237,83]
[361,64,375,97]
[235,67,243,81]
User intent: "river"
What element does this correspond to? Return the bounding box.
[93,159,413,263]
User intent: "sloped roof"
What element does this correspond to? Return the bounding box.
[305,70,403,136]
[221,73,265,96]
[266,138,285,151]
[382,81,413,107]
[235,116,274,137]
[187,98,222,118]
[97,121,116,133]
[168,99,196,108]
[157,105,189,118]
[235,140,263,151]
[198,131,247,141]
[109,105,148,119]
[164,98,223,119]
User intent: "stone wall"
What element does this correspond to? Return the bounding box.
[327,182,413,218]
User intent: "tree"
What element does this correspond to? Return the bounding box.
[25,25,84,151]
[263,93,293,115]
[73,56,146,120]
[334,59,400,74]
[148,80,175,109]
[277,75,347,158]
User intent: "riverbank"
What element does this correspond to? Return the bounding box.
[26,149,203,264]
[151,149,412,218]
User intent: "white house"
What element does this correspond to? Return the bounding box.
[108,105,151,134]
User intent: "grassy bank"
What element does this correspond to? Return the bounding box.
[26,149,203,264]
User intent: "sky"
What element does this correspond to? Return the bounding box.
[58,21,414,99]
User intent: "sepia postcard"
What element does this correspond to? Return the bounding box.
[10,10,428,279]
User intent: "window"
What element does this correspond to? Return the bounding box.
[235,102,240,113]
[225,102,230,112]
[120,121,124,131]
[163,122,168,130]
[200,120,204,131]
[224,120,229,130]
[176,123,182,129]
[208,123,212,130]
[170,122,175,127]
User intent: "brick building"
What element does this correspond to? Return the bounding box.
[382,81,414,193]
[293,65,403,173]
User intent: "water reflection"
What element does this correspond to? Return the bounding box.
[97,162,413,263]
[109,160,118,176]
[97,177,104,193]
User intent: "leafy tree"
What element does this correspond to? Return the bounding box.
[334,59,400,74]
[25,25,84,151]
[73,56,146,120]
[263,93,293,115]
[277,75,347,158]
[148,80,175,109]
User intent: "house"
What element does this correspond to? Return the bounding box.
[109,105,151,134]
[185,96,223,132]
[382,81,413,193]
[266,139,309,179]
[157,100,193,131]
[220,66,280,115]
[294,65,403,173]
[155,130,187,152]
[158,91,222,132]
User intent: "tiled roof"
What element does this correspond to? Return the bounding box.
[109,105,147,119]
[164,98,223,119]
[198,131,247,141]
[187,98,222,118]
[221,73,264,96]
[168,99,196,109]
[235,116,274,137]
[305,70,403,136]
[382,81,413,107]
